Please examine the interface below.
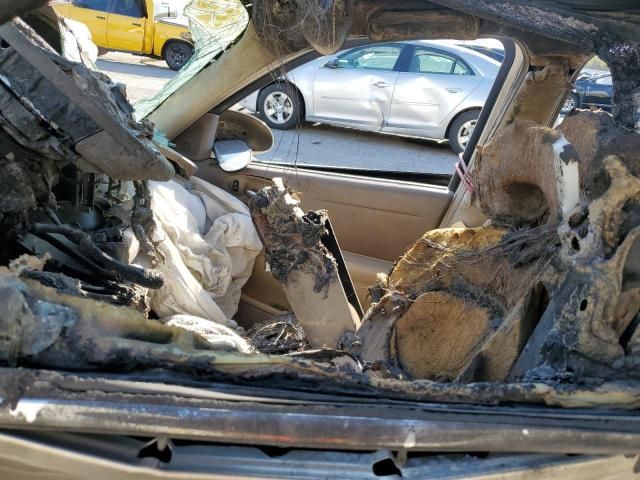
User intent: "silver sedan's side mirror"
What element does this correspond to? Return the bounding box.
[324,58,341,69]
[213,139,252,172]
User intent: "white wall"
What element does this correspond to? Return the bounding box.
[152,0,188,18]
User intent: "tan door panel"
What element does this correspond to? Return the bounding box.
[198,162,452,261]
[196,162,451,322]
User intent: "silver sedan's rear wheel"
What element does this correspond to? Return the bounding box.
[448,110,480,154]
[258,83,303,130]
[457,119,476,149]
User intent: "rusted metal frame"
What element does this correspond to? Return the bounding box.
[1,393,639,455]
[0,21,150,161]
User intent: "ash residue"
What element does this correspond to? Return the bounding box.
[249,180,338,294]
[247,312,309,354]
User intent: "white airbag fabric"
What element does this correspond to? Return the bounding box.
[145,179,262,330]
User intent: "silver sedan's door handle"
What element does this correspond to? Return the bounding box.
[373,81,391,88]
[446,87,463,93]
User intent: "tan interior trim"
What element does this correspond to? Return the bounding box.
[343,251,393,309]
[240,293,283,317]
[198,162,452,261]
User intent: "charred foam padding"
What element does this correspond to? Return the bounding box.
[519,157,640,381]
[596,40,640,130]
[560,111,640,202]
[0,19,174,182]
[0,17,174,314]
[0,271,252,370]
[359,107,640,383]
[476,119,580,227]
[357,225,560,382]
[249,178,360,348]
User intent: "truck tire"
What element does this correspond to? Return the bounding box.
[163,41,193,71]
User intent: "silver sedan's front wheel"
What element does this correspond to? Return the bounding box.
[264,91,294,125]
[258,83,304,130]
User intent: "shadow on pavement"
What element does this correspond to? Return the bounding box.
[97,59,176,79]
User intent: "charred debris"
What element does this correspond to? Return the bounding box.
[0,1,639,409]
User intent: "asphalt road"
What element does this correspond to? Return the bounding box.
[97,52,457,175]
[97,52,174,101]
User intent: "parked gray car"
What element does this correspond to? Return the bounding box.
[240,40,501,153]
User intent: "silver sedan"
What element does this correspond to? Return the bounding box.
[240,40,501,153]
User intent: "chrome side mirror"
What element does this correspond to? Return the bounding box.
[213,139,252,172]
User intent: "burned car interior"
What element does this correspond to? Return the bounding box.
[0,0,640,477]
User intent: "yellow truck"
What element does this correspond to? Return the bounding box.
[51,0,195,70]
